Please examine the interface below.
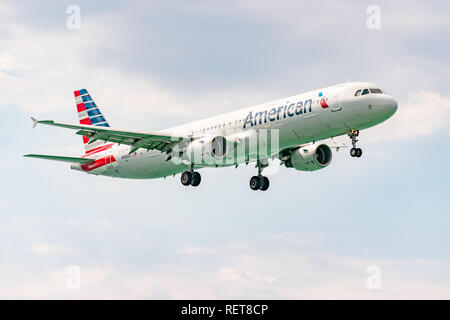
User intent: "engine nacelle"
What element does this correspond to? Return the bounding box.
[285,144,332,171]
[185,135,229,165]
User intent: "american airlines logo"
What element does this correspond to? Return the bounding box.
[243,93,328,128]
[319,91,329,109]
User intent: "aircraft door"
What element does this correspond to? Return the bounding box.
[331,89,343,112]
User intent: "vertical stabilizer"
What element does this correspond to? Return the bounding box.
[73,89,112,154]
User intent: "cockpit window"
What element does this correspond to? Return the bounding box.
[355,90,361,96]
[361,88,370,95]
[369,88,383,94]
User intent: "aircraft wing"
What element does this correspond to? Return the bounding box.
[24,154,95,164]
[31,117,186,154]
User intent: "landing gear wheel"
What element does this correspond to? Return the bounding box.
[181,171,192,186]
[250,160,271,191]
[259,176,270,191]
[250,176,261,191]
[350,147,362,157]
[191,172,201,187]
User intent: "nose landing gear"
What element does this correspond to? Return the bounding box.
[347,129,362,158]
[249,160,270,191]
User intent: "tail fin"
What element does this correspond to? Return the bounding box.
[74,89,112,154]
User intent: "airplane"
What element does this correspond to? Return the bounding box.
[25,82,397,191]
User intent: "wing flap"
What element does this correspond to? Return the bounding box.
[24,154,95,164]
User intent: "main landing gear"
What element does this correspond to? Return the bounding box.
[250,160,270,191]
[348,129,362,158]
[181,166,201,187]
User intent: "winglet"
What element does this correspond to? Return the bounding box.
[31,117,39,128]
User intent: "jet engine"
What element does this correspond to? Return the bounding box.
[185,135,229,165]
[285,144,332,171]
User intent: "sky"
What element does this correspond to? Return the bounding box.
[0,0,449,299]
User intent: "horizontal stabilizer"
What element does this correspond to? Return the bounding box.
[23,154,95,164]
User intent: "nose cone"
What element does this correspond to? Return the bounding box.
[389,97,398,116]
[373,95,398,121]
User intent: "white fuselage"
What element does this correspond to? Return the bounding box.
[72,82,397,179]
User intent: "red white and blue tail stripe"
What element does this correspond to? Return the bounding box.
[74,89,112,154]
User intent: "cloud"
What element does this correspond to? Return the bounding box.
[1,234,449,299]
[365,91,450,142]
[0,18,185,118]
[178,245,219,255]
[0,7,282,131]
[1,0,448,131]
[216,267,276,283]
[30,243,81,256]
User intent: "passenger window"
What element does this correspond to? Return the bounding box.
[362,89,369,95]
[370,88,383,94]
[355,90,361,96]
